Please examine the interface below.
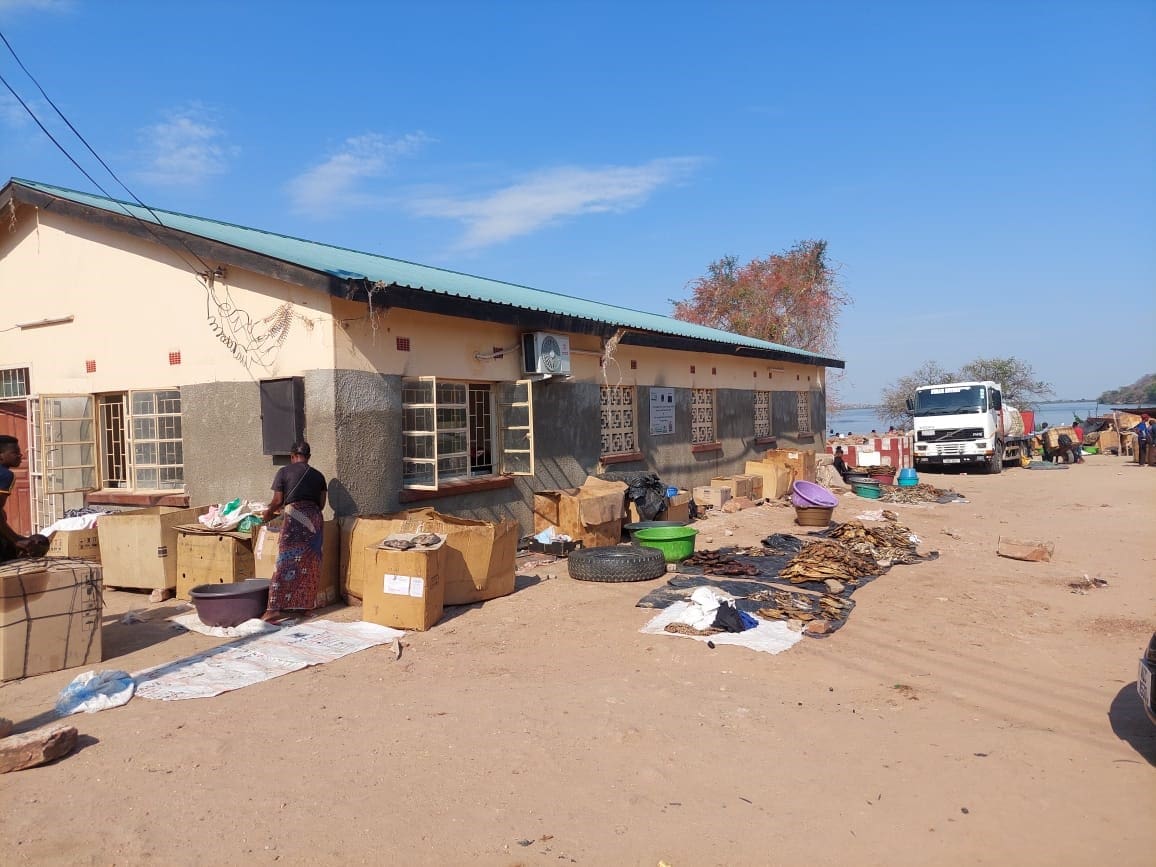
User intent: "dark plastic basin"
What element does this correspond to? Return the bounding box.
[189,579,271,627]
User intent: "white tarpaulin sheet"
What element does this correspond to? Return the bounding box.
[133,620,404,701]
[640,602,803,655]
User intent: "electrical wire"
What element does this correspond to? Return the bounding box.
[0,31,212,275]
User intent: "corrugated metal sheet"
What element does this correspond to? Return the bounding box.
[11,178,843,367]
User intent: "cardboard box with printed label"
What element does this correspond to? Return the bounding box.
[1,559,102,681]
[46,527,101,562]
[744,461,792,499]
[533,476,627,549]
[693,485,731,510]
[360,544,445,631]
[252,520,340,609]
[341,510,518,605]
[761,448,817,484]
[175,525,255,601]
[97,506,210,590]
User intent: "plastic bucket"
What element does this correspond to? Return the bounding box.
[631,526,699,563]
[851,480,883,499]
[795,505,834,527]
[791,480,838,508]
[897,478,919,487]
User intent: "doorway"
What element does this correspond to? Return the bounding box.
[0,401,33,536]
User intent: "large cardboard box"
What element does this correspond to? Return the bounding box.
[360,545,444,631]
[97,506,210,590]
[739,472,763,500]
[343,510,518,605]
[761,448,817,484]
[252,520,340,609]
[711,475,754,499]
[175,525,255,601]
[46,527,101,562]
[533,476,627,549]
[693,485,731,510]
[744,461,792,499]
[1,559,102,681]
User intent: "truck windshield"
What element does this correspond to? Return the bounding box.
[914,386,987,417]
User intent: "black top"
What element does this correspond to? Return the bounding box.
[272,463,327,508]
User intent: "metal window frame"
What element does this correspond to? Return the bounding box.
[128,388,184,491]
[0,366,31,399]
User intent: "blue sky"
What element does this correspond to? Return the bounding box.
[1,0,1153,402]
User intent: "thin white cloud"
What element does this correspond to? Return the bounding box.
[133,106,235,187]
[287,132,430,216]
[0,92,33,129]
[411,157,701,249]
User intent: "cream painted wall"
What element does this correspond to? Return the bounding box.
[0,203,337,393]
[332,298,823,388]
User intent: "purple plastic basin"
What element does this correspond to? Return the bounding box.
[791,480,839,508]
[189,579,271,627]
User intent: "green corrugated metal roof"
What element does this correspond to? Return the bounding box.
[10,178,843,368]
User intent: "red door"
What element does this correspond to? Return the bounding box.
[0,401,32,536]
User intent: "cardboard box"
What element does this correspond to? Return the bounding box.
[1,558,102,681]
[342,510,518,605]
[744,461,792,499]
[46,527,101,562]
[97,506,210,590]
[693,485,731,510]
[761,448,817,484]
[711,475,754,499]
[360,545,444,631]
[252,520,340,609]
[533,476,627,550]
[175,525,255,601]
[739,473,763,500]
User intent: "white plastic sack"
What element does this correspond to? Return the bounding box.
[55,669,135,716]
[676,586,727,631]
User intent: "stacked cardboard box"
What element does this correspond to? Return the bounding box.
[693,485,731,510]
[46,527,101,561]
[533,477,627,548]
[0,559,102,681]
[361,541,445,631]
[252,520,340,609]
[97,506,210,590]
[175,525,255,601]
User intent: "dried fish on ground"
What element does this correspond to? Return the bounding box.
[682,551,760,577]
[664,622,723,636]
[878,483,956,504]
[779,538,882,584]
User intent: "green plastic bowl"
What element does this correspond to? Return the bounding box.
[631,526,699,563]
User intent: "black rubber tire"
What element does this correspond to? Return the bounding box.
[989,442,1004,474]
[567,545,668,583]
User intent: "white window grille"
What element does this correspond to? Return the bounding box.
[600,385,637,457]
[40,395,96,516]
[0,367,30,398]
[754,391,772,438]
[691,388,715,444]
[796,391,812,435]
[129,389,184,490]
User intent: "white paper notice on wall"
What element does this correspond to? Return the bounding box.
[408,577,425,598]
[384,574,412,596]
[650,387,675,436]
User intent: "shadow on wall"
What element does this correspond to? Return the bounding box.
[328,478,358,517]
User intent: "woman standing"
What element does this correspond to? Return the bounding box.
[262,441,327,623]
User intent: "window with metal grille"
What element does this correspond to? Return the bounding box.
[403,379,489,487]
[796,391,812,435]
[600,385,637,457]
[97,395,129,488]
[402,377,533,489]
[0,367,30,398]
[691,388,715,444]
[754,391,772,438]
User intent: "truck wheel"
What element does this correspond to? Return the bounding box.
[567,545,668,583]
[989,443,1004,474]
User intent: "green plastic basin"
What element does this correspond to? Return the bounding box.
[631,526,699,563]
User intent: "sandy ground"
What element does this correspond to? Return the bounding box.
[2,454,1154,866]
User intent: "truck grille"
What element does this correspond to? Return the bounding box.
[918,427,984,442]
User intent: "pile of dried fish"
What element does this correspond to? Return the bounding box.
[778,538,882,584]
[750,587,851,625]
[879,483,954,504]
[664,622,723,637]
[681,551,760,577]
[828,520,924,565]
[379,538,417,550]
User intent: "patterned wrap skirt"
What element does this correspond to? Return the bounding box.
[268,500,324,611]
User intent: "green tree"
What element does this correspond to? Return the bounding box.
[671,241,848,357]
[878,360,957,429]
[957,357,1053,408]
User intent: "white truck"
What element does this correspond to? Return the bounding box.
[907,380,1033,474]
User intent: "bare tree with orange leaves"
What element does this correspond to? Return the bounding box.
[671,240,848,357]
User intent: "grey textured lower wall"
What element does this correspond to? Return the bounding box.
[184,375,827,533]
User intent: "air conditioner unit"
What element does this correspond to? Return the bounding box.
[521,332,572,375]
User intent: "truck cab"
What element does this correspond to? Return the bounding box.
[909,380,1012,473]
